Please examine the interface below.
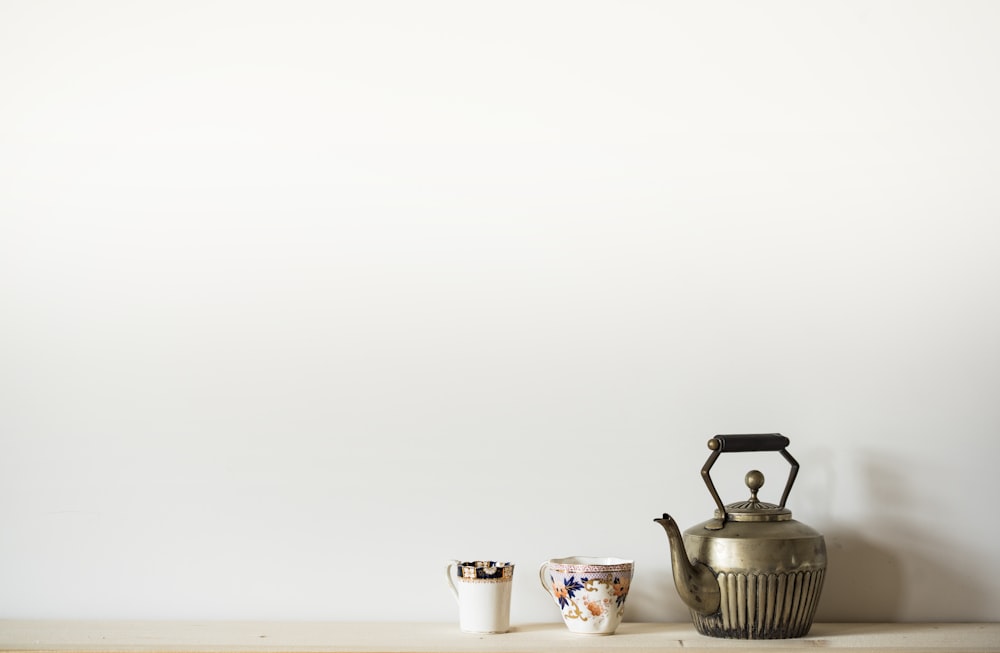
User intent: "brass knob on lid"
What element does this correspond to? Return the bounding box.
[745,469,765,502]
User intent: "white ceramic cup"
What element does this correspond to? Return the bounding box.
[539,556,633,635]
[446,560,514,634]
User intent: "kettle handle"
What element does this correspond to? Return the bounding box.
[701,434,799,519]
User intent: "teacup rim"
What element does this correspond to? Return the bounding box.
[546,555,633,568]
[455,560,514,568]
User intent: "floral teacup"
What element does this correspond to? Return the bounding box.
[539,556,633,635]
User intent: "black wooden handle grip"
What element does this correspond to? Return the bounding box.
[708,433,789,452]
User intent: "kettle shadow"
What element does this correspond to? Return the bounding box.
[812,453,993,624]
[816,525,904,622]
[625,567,690,622]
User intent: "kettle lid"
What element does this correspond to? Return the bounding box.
[716,469,792,522]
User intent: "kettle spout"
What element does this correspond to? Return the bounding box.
[654,513,721,616]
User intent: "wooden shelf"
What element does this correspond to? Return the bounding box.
[1,621,998,653]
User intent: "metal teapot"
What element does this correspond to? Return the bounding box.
[654,434,826,639]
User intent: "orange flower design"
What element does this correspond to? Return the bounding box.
[586,600,605,616]
[552,584,568,601]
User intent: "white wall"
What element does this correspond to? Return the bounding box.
[2,0,998,624]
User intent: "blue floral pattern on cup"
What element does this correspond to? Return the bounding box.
[551,575,585,608]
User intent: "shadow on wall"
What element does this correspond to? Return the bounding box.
[814,453,992,621]
[626,566,690,622]
[818,525,904,620]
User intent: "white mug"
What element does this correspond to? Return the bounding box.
[446,560,514,633]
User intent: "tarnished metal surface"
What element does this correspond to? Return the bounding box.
[683,517,827,576]
[690,569,826,639]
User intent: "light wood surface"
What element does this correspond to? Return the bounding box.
[1,621,998,653]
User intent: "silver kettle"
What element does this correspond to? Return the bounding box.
[654,434,827,639]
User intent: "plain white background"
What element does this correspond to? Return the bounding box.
[1,0,998,624]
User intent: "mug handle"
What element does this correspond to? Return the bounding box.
[538,561,552,596]
[446,560,460,602]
